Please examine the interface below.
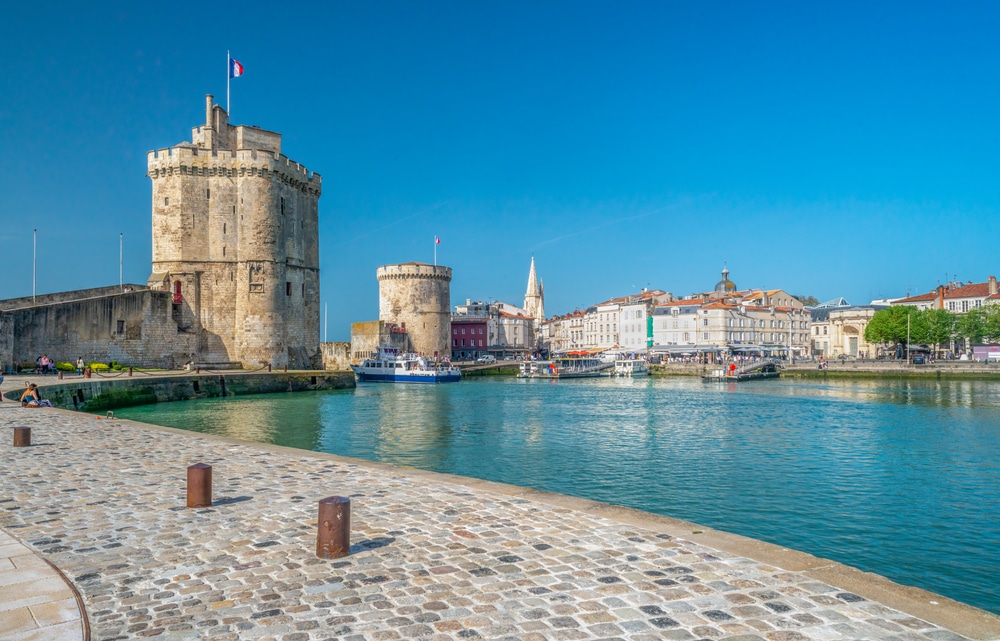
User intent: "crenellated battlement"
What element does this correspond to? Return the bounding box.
[377,264,453,282]
[147,146,321,189]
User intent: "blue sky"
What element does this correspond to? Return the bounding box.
[2,1,998,340]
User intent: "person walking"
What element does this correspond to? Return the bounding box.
[76,357,84,376]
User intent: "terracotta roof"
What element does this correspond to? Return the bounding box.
[945,282,992,298]
[656,299,702,308]
[896,281,997,304]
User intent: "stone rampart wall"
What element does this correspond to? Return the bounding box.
[5,290,195,369]
[2,371,355,411]
[320,342,351,370]
[0,285,149,311]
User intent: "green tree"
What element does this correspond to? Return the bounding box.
[793,294,820,307]
[922,308,956,351]
[982,304,1000,342]
[955,307,987,345]
[865,306,929,350]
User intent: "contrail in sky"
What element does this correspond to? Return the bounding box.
[529,199,696,251]
[338,201,450,246]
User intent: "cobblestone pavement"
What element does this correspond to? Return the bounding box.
[1,404,995,641]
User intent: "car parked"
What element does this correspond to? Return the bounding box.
[477,355,496,364]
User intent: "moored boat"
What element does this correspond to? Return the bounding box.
[518,356,612,379]
[352,346,461,383]
[612,359,649,377]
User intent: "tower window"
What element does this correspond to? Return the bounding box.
[116,320,125,334]
[164,197,169,206]
[286,282,292,296]
[223,223,226,234]
[301,283,305,296]
[222,247,226,256]
[206,188,210,199]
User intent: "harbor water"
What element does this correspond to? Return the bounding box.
[115,376,1000,615]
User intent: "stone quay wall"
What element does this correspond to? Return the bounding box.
[1,371,355,411]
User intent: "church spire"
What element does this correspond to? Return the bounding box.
[525,256,539,298]
[524,256,544,324]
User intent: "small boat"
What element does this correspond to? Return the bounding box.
[352,346,461,383]
[612,359,649,377]
[518,356,613,379]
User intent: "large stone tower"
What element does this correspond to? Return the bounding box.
[376,263,452,358]
[147,95,322,368]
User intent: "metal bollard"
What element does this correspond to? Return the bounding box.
[186,463,212,508]
[13,427,30,447]
[84,367,91,379]
[196,365,200,374]
[284,365,287,373]
[316,496,350,559]
[268,363,272,372]
[128,367,133,377]
[58,371,63,380]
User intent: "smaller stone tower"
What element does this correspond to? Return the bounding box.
[377,263,452,358]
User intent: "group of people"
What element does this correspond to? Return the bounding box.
[35,354,55,375]
[32,356,88,376]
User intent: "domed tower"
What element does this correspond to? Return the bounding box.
[147,94,322,368]
[377,263,452,358]
[714,264,737,294]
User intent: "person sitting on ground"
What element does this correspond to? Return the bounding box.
[20,383,54,408]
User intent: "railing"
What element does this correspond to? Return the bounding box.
[734,358,781,375]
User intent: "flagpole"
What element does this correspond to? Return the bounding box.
[434,237,437,266]
[119,233,123,292]
[33,229,36,303]
[227,50,231,114]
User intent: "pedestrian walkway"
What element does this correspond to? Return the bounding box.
[0,528,85,640]
[2,394,999,640]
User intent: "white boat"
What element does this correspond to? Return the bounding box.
[612,359,649,377]
[518,356,612,379]
[352,346,461,383]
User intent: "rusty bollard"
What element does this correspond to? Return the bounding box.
[187,463,212,508]
[84,367,91,379]
[58,371,63,380]
[13,427,31,447]
[128,366,133,377]
[284,365,287,373]
[196,365,200,374]
[317,496,351,559]
[268,363,272,372]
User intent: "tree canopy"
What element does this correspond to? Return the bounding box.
[864,306,922,346]
[865,304,1000,349]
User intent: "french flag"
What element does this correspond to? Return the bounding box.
[229,58,244,79]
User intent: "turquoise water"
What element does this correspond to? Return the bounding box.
[116,376,1000,615]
